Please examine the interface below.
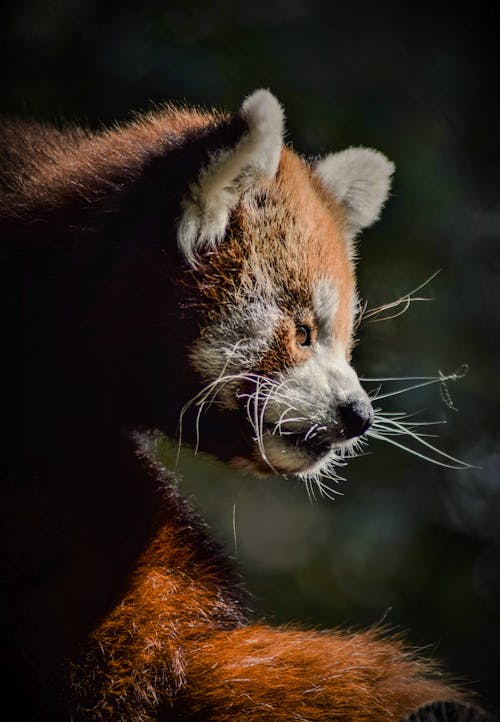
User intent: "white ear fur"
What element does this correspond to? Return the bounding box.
[178,89,284,265]
[314,148,394,236]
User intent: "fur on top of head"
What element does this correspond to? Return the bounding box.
[177,89,394,265]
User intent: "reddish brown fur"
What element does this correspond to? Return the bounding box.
[83,560,462,722]
[192,148,355,373]
[185,626,456,722]
[260,314,316,375]
[241,149,355,350]
[74,451,462,722]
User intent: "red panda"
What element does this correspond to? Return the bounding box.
[0,89,491,721]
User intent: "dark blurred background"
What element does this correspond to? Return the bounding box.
[1,0,499,714]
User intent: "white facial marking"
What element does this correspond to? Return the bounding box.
[189,297,281,410]
[313,278,339,337]
[271,343,363,417]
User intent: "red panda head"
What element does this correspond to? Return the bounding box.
[176,90,393,479]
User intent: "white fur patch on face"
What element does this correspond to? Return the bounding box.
[314,147,394,237]
[177,89,284,266]
[273,344,362,417]
[313,278,339,337]
[189,296,281,409]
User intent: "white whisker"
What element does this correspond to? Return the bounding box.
[361,270,440,324]
[273,416,310,433]
[372,415,473,467]
[237,374,282,474]
[367,430,470,470]
[362,375,448,382]
[371,378,449,401]
[177,364,263,462]
[304,424,319,441]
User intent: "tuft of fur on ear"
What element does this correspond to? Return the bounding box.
[178,89,284,265]
[314,148,394,236]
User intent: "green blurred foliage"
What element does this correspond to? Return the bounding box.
[1,0,499,714]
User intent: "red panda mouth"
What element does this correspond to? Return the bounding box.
[264,396,372,450]
[182,366,373,475]
[264,423,336,457]
[226,373,374,475]
[246,419,367,476]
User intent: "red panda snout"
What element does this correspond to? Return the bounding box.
[265,395,373,459]
[293,396,374,453]
[251,367,373,476]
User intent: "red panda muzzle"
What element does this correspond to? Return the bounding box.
[258,394,373,466]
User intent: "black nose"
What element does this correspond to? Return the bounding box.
[336,398,373,439]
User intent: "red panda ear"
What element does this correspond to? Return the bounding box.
[314,148,395,237]
[177,89,284,265]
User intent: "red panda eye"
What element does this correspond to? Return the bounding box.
[296,324,312,347]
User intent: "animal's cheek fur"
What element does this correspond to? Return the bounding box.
[186,298,283,411]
